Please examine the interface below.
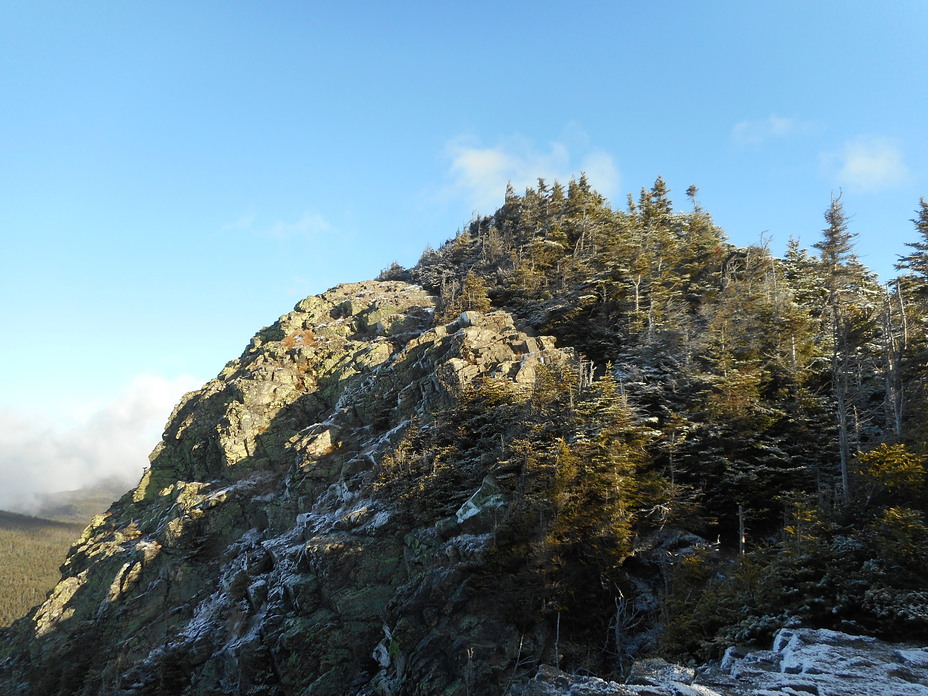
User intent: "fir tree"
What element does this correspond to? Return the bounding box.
[815,195,857,499]
[460,270,491,312]
[896,198,928,297]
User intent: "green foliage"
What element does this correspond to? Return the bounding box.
[408,181,928,665]
[543,372,662,605]
[854,443,926,505]
[659,549,766,660]
[370,361,676,676]
[662,481,928,659]
[436,270,493,321]
[896,198,928,298]
[377,261,409,282]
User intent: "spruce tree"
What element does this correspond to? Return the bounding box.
[896,198,928,298]
[894,198,928,448]
[460,270,491,313]
[813,195,861,499]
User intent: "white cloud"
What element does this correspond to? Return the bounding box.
[0,374,202,514]
[824,136,910,191]
[579,151,621,200]
[732,115,816,145]
[442,133,621,214]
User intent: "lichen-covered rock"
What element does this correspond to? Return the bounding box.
[0,281,569,696]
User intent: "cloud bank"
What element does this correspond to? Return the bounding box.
[0,374,202,514]
[443,134,621,214]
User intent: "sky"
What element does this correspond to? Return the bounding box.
[1,1,926,512]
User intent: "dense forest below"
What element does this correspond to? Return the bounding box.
[0,512,84,627]
[0,482,125,627]
[380,176,928,659]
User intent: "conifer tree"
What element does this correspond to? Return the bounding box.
[814,195,859,499]
[894,198,928,448]
[460,270,491,313]
[896,198,928,298]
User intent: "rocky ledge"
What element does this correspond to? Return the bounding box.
[516,627,928,696]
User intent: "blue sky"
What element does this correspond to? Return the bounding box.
[1,1,926,509]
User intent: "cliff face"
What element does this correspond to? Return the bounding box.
[0,280,570,696]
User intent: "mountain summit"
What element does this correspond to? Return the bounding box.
[4,180,928,695]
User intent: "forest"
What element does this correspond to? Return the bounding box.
[378,176,928,660]
[0,511,83,627]
[0,484,123,627]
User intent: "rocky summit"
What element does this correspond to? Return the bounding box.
[0,281,571,695]
[2,276,928,695]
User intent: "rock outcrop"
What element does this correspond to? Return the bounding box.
[514,628,928,695]
[0,281,568,696]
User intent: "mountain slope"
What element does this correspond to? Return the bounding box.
[33,479,135,525]
[0,480,129,628]
[0,281,590,695]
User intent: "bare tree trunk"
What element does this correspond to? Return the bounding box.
[833,307,852,500]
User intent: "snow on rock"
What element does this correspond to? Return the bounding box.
[701,627,928,696]
[455,475,505,524]
[516,628,928,696]
[510,663,724,695]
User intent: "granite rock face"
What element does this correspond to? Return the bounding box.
[0,281,568,696]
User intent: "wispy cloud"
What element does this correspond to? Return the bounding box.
[823,136,910,191]
[0,374,202,514]
[265,212,335,240]
[221,211,337,240]
[442,133,621,213]
[220,212,256,232]
[732,115,817,145]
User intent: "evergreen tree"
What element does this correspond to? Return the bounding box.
[814,195,859,499]
[894,199,928,449]
[460,270,491,312]
[896,198,928,298]
[807,197,884,499]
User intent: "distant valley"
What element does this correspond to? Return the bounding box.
[0,480,129,626]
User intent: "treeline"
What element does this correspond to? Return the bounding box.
[381,177,928,657]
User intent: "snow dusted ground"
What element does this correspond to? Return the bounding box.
[514,627,928,696]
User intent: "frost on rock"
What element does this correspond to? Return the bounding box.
[700,627,928,696]
[455,475,505,524]
[516,628,928,696]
